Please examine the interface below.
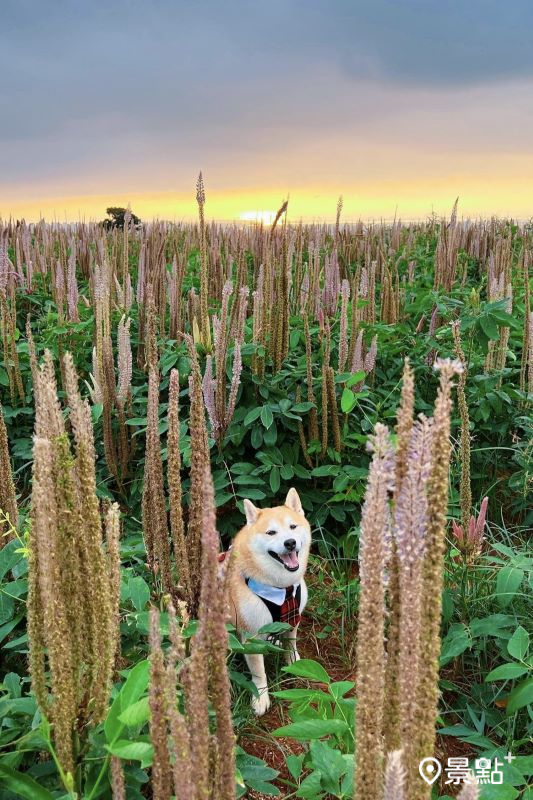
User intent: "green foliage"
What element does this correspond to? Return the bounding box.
[101,206,141,228]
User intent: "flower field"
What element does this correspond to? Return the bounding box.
[0,193,532,800]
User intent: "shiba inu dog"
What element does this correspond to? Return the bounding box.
[225,488,311,715]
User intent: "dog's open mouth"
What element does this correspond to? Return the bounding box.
[268,550,300,572]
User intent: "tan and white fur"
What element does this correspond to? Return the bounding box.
[226,488,311,715]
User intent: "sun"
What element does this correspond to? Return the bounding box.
[239,209,277,224]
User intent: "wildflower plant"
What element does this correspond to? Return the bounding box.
[355,359,462,800]
[27,351,121,787]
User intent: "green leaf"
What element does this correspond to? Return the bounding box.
[282,659,331,684]
[233,475,264,486]
[229,669,257,695]
[244,407,262,426]
[251,425,263,448]
[489,309,520,329]
[506,677,533,714]
[272,688,331,702]
[340,756,354,796]
[311,465,338,477]
[508,626,530,661]
[309,740,347,793]
[3,632,28,650]
[0,765,55,800]
[270,466,281,494]
[128,576,151,613]
[236,488,266,501]
[261,405,274,429]
[285,755,304,780]
[478,784,519,800]
[215,491,234,507]
[329,681,355,699]
[0,540,23,581]
[3,672,21,698]
[230,462,255,475]
[258,622,292,635]
[478,314,500,340]
[341,388,356,413]
[118,696,150,727]
[240,638,283,654]
[0,615,24,645]
[470,614,516,637]
[442,589,455,624]
[228,632,245,651]
[105,660,150,743]
[439,624,472,665]
[296,769,323,798]
[0,697,36,716]
[281,466,295,483]
[106,740,154,768]
[273,719,348,740]
[246,780,280,796]
[292,402,315,413]
[264,421,277,446]
[289,330,301,350]
[91,403,103,423]
[485,663,529,681]
[0,593,14,625]
[346,370,366,388]
[496,567,524,608]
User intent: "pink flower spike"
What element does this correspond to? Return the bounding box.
[475,497,489,537]
[451,519,465,547]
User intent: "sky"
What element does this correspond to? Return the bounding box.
[2,0,533,222]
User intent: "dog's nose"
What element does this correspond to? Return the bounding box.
[284,538,297,551]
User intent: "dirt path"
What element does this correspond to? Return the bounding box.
[239,604,354,799]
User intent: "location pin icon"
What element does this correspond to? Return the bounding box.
[419,757,442,786]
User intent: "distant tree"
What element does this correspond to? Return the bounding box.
[101,207,141,229]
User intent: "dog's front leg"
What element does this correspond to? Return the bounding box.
[245,653,271,715]
[284,622,300,665]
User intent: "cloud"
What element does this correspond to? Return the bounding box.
[1,0,533,210]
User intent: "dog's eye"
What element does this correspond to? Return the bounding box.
[290,524,297,530]
[265,529,276,536]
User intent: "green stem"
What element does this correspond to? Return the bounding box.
[45,737,77,800]
[86,754,110,800]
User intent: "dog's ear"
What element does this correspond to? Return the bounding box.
[243,498,260,525]
[285,487,303,514]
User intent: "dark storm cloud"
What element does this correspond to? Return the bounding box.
[1,0,532,184]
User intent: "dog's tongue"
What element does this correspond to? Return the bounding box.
[281,551,299,569]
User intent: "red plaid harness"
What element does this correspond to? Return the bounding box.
[245,579,302,627]
[279,584,301,627]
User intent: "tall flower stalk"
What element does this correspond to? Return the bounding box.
[452,321,472,532]
[142,366,173,595]
[196,172,212,350]
[202,281,248,447]
[354,359,460,800]
[384,359,414,752]
[147,467,235,800]
[0,402,18,541]
[27,351,120,785]
[354,424,394,799]
[167,369,192,605]
[414,360,462,797]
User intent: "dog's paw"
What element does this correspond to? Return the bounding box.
[285,648,300,665]
[251,689,271,716]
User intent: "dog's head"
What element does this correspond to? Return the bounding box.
[236,488,311,586]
